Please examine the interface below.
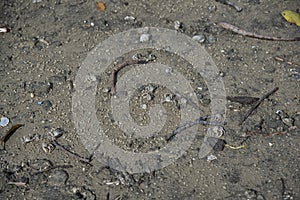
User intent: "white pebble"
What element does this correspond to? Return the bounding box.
[192,35,205,43]
[141,104,147,109]
[140,33,150,42]
[0,117,9,127]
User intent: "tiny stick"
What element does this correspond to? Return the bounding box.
[239,87,279,125]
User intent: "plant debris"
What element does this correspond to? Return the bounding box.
[95,1,106,11]
[1,124,24,146]
[239,87,279,125]
[217,22,300,41]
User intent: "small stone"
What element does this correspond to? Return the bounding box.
[145,84,155,93]
[174,20,183,31]
[192,35,205,43]
[207,35,216,43]
[52,128,65,138]
[140,33,150,42]
[145,94,152,101]
[0,116,9,127]
[165,94,173,102]
[207,154,217,162]
[141,104,147,109]
[124,16,135,21]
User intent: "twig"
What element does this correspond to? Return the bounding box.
[7,182,27,187]
[217,22,300,41]
[274,56,299,67]
[165,115,224,141]
[245,131,287,137]
[215,0,242,12]
[51,139,91,164]
[239,87,279,125]
[111,59,147,95]
[1,124,24,149]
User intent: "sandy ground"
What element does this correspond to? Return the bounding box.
[0,0,299,199]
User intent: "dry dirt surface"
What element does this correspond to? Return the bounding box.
[0,0,299,199]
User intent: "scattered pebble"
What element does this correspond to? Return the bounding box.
[124,16,135,21]
[207,155,217,162]
[23,134,38,143]
[164,94,174,102]
[174,20,184,31]
[0,116,9,127]
[192,35,206,43]
[52,128,65,138]
[145,84,155,93]
[42,142,55,153]
[141,104,147,110]
[140,33,151,42]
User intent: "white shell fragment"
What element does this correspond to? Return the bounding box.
[124,16,135,21]
[140,33,150,42]
[0,117,9,127]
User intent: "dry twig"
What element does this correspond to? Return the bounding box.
[274,56,299,67]
[51,139,91,164]
[217,22,300,41]
[111,59,147,95]
[239,87,279,125]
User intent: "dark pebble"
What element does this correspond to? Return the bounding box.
[206,137,226,151]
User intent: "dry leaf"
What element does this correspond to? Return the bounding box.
[95,2,106,11]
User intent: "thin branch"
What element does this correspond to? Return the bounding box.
[111,59,147,95]
[51,139,91,164]
[217,22,300,41]
[239,87,279,125]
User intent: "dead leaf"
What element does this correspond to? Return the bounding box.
[95,2,106,11]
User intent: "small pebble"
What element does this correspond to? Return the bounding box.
[192,35,206,43]
[141,104,147,109]
[207,155,217,162]
[140,33,150,42]
[165,94,173,102]
[0,116,9,127]
[52,128,65,138]
[124,16,135,21]
[145,84,155,93]
[174,20,183,31]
